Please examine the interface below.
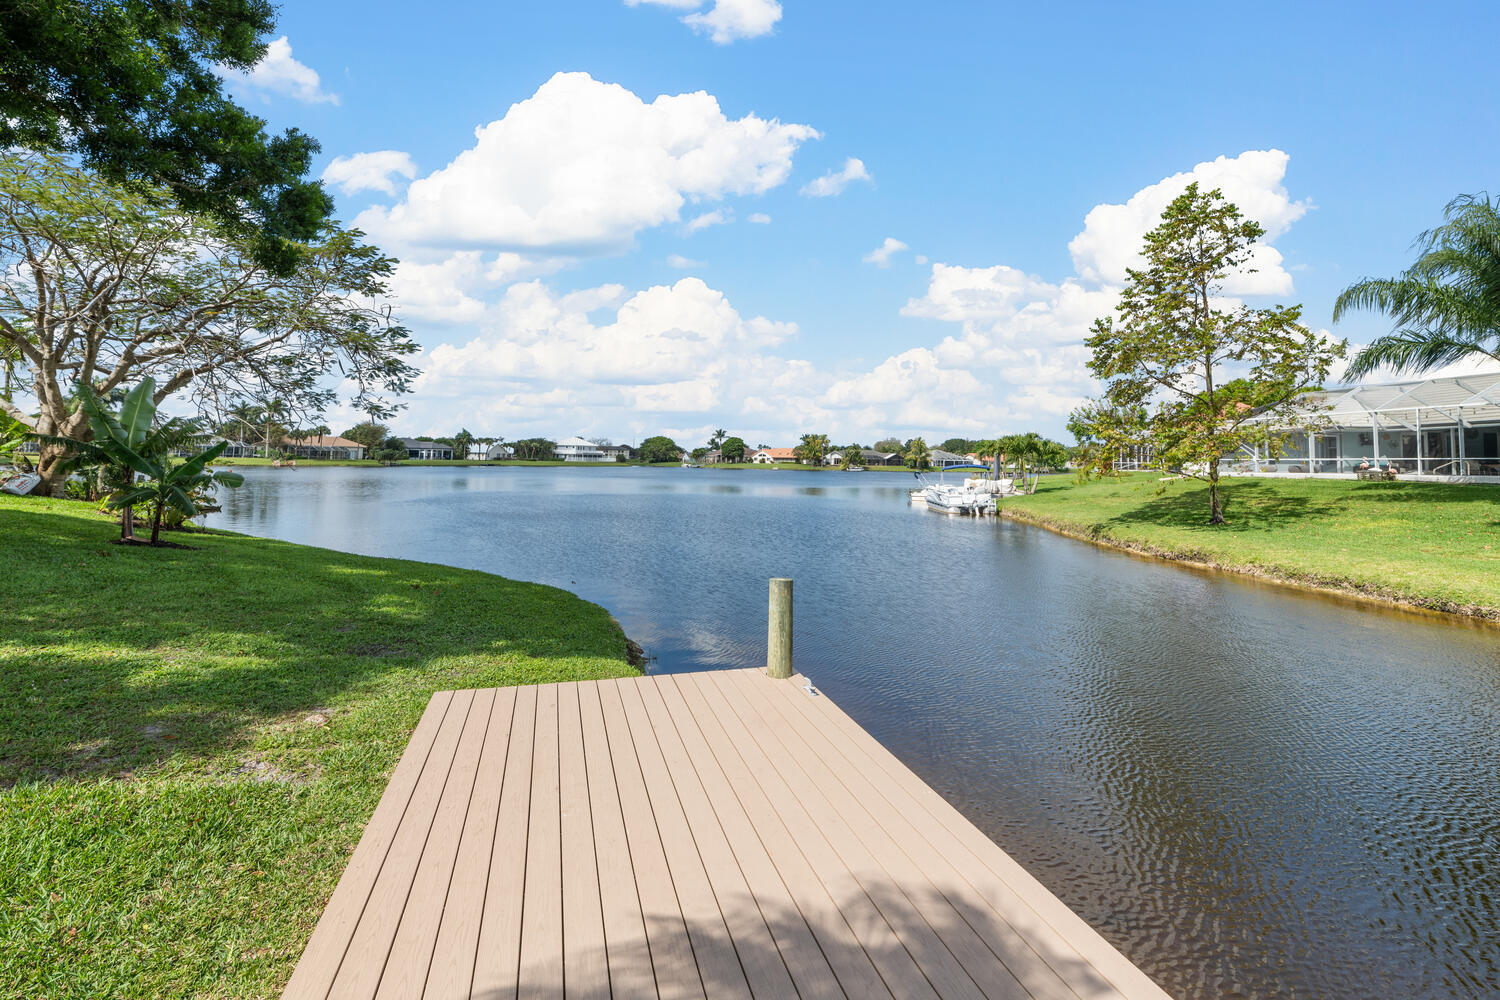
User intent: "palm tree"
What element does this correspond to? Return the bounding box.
[904,437,931,471]
[1336,194,1500,378]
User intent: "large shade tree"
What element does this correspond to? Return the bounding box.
[0,153,419,494]
[2,0,332,274]
[1336,194,1500,378]
[638,436,681,464]
[1086,183,1342,524]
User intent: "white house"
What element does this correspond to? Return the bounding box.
[555,436,631,462]
[400,438,452,460]
[1127,372,1500,483]
[750,447,797,464]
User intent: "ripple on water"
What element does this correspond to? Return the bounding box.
[211,467,1500,999]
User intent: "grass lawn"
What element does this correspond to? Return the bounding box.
[1001,473,1500,617]
[0,495,639,999]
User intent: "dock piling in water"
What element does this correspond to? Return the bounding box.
[767,577,793,678]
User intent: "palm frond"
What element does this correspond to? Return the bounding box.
[1335,193,1500,376]
[1344,330,1499,379]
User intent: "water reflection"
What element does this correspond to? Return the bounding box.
[208,465,1500,999]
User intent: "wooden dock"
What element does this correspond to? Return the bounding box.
[282,668,1171,999]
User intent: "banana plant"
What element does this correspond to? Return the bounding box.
[108,439,243,543]
[50,378,244,544]
[0,413,31,469]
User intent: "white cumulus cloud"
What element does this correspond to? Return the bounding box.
[684,209,731,234]
[387,149,1313,445]
[1068,148,1309,295]
[800,157,871,197]
[666,254,705,268]
[627,0,782,43]
[215,37,338,105]
[863,237,909,268]
[321,151,417,196]
[748,212,772,224]
[357,72,817,254]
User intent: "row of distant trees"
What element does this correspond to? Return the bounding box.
[649,429,1072,473]
[232,415,1074,473]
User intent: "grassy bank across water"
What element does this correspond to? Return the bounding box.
[0,495,639,999]
[1001,473,1500,619]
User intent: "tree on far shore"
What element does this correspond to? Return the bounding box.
[874,437,904,453]
[1085,183,1342,524]
[342,422,391,454]
[510,438,557,461]
[795,433,830,467]
[904,437,931,470]
[721,436,747,462]
[638,436,681,464]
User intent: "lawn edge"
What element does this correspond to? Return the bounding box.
[998,505,1500,625]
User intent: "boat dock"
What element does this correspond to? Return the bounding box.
[282,668,1171,999]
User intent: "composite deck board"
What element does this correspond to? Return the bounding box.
[284,669,1173,1000]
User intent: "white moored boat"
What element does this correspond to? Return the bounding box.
[909,465,1000,515]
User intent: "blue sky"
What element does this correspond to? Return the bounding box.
[217,0,1500,445]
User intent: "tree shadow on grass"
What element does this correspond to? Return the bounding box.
[0,504,637,787]
[1103,479,1331,532]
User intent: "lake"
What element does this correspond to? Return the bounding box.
[209,465,1500,999]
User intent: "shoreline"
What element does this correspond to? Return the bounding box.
[998,505,1500,625]
[211,457,919,471]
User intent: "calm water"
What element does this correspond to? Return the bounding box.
[209,466,1500,999]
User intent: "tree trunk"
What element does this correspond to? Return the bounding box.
[120,469,135,540]
[1207,466,1226,524]
[150,499,164,544]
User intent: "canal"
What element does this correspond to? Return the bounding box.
[209,465,1500,999]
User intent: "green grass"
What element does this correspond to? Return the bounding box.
[0,495,638,999]
[1001,473,1500,616]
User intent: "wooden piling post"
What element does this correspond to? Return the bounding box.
[767,577,793,679]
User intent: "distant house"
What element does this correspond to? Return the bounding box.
[278,434,367,460]
[927,448,970,469]
[486,443,513,460]
[216,439,260,458]
[554,436,631,462]
[401,438,453,460]
[750,447,797,464]
[824,448,899,467]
